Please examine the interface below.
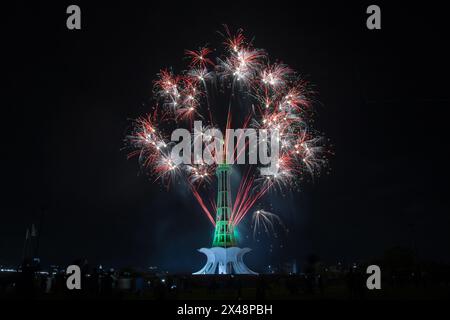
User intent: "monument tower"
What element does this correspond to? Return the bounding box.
[194,164,257,275]
[212,164,236,247]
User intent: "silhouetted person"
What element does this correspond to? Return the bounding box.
[208,277,218,294]
[256,276,267,300]
[236,279,243,300]
[305,274,314,294]
[102,272,114,297]
[16,258,35,299]
[54,272,65,296]
[155,279,166,300]
[355,269,366,299]
[135,275,144,297]
[89,268,100,295]
[346,268,356,299]
[317,274,325,295]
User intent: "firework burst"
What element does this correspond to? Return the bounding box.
[251,209,286,239]
[126,27,331,231]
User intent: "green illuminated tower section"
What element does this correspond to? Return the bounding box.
[212,164,237,247]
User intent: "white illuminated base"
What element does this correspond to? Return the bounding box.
[193,247,258,275]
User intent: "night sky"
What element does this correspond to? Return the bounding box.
[2,2,449,272]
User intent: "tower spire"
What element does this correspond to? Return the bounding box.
[212,164,237,247]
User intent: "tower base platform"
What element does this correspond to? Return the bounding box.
[193,247,258,275]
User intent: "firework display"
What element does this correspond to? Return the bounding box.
[126,27,329,232]
[251,210,286,240]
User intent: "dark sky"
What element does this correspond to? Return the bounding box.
[2,2,449,272]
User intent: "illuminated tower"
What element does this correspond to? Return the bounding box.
[194,164,257,275]
[212,164,237,247]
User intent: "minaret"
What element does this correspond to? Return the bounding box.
[194,162,257,274]
[212,164,237,247]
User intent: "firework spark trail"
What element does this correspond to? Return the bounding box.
[126,26,330,229]
[189,183,216,226]
[209,198,217,216]
[229,113,253,162]
[230,169,253,224]
[234,181,272,226]
[229,169,273,227]
[251,210,285,239]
